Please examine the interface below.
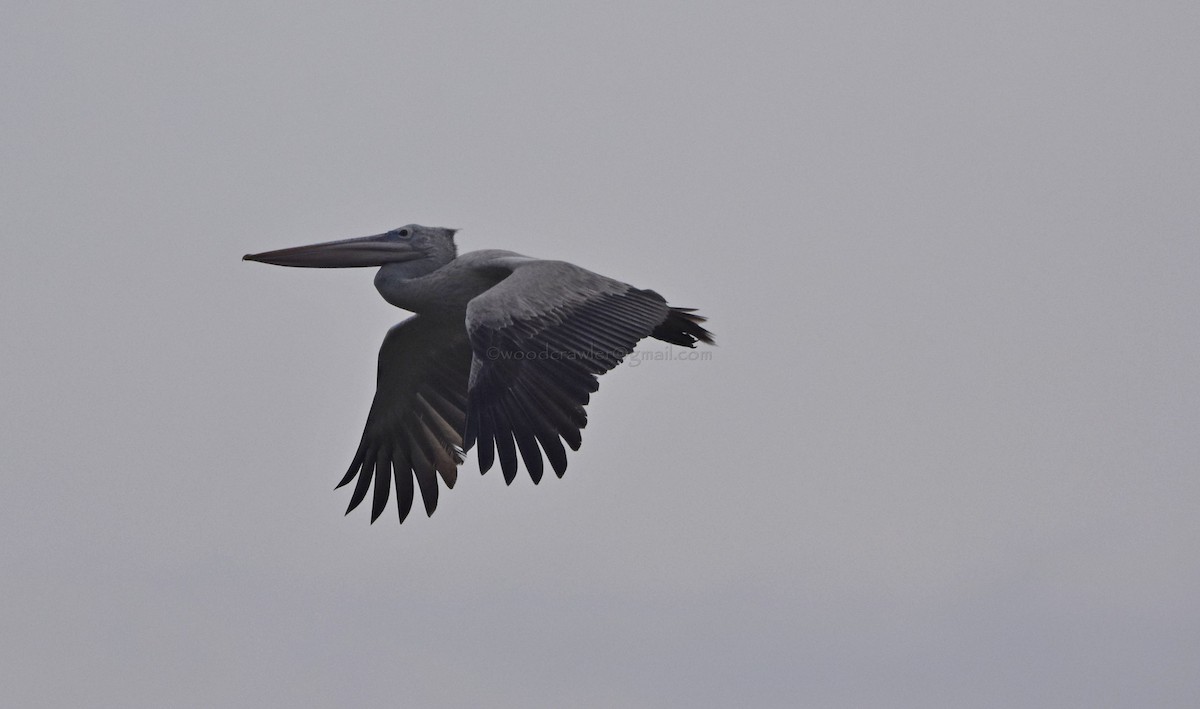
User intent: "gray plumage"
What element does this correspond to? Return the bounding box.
[245,224,713,523]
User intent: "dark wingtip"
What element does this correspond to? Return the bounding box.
[652,307,714,347]
[370,460,391,523]
[337,447,366,489]
[396,470,414,524]
[346,461,374,515]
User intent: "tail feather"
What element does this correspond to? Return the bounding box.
[652,307,715,348]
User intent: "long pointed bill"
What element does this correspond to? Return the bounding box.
[243,233,421,268]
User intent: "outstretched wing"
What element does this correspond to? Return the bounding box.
[463,259,672,485]
[337,314,472,523]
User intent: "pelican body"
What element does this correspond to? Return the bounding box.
[245,225,713,523]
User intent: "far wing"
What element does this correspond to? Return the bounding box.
[463,259,670,484]
[337,314,472,523]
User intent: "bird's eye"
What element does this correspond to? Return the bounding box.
[397,229,410,237]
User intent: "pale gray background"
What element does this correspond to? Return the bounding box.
[2,2,1198,707]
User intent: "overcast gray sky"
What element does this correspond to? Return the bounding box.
[3,2,1198,707]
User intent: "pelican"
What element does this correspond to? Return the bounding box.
[244,225,713,523]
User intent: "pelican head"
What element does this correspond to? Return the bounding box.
[243,224,457,269]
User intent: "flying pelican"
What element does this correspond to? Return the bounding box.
[244,225,713,523]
